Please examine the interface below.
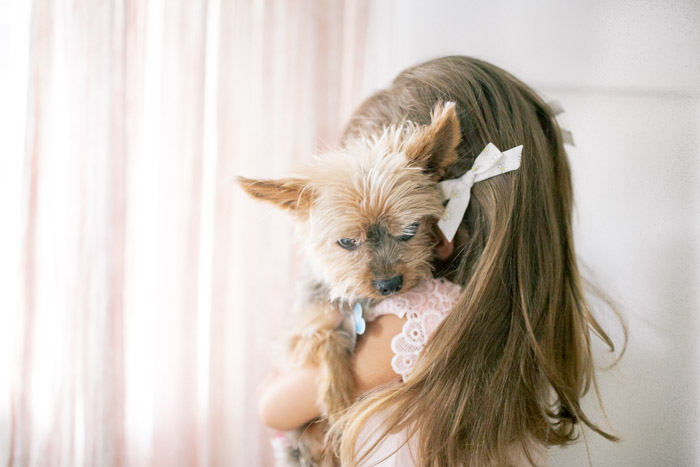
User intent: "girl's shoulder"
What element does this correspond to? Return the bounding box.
[366,277,462,382]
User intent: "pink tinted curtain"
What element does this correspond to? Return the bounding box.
[8,1,369,465]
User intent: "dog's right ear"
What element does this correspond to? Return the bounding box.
[236,176,314,212]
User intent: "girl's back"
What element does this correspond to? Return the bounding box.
[330,56,621,466]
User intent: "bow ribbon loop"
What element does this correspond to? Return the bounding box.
[437,143,522,242]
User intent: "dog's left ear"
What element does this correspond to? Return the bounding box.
[403,101,460,179]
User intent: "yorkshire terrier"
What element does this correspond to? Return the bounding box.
[238,102,460,466]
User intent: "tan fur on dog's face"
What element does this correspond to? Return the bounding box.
[238,102,460,301]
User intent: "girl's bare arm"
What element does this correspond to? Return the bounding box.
[258,314,405,431]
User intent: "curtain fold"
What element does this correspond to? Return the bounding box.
[9,1,370,465]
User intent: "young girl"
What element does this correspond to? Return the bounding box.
[258,56,621,466]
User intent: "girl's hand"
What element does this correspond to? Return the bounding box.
[258,313,405,431]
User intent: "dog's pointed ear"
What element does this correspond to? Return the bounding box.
[237,176,314,212]
[403,101,460,178]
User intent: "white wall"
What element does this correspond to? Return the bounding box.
[364,1,700,466]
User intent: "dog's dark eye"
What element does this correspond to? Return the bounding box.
[398,222,419,241]
[337,238,358,250]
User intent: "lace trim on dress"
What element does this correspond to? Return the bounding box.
[367,278,462,382]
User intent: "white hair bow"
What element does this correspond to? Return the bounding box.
[437,143,523,242]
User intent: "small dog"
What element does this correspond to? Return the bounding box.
[238,102,460,466]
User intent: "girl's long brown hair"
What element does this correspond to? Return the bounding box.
[329,56,625,466]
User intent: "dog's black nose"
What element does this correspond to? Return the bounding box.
[373,275,403,296]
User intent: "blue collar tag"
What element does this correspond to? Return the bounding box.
[353,302,366,335]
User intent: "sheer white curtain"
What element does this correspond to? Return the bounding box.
[2,1,370,465]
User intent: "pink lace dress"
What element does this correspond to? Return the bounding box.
[357,277,548,466]
[365,277,461,382]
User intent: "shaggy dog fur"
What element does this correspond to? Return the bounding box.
[238,102,460,466]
